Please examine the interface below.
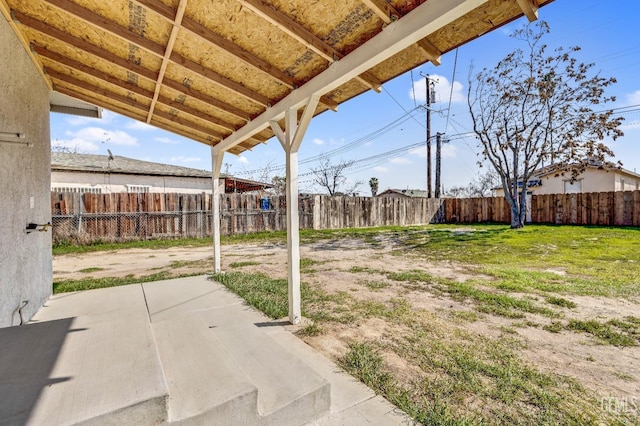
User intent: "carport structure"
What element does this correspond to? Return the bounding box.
[2,0,549,324]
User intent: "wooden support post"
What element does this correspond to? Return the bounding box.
[211,147,224,273]
[270,95,320,324]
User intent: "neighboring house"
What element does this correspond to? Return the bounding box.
[51,152,271,194]
[494,163,640,197]
[377,188,428,198]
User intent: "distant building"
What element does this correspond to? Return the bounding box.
[51,152,271,194]
[494,163,640,197]
[377,188,428,198]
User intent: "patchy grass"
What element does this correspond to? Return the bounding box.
[214,270,634,425]
[229,261,260,268]
[545,296,577,309]
[53,271,202,293]
[566,319,637,347]
[359,279,390,290]
[78,267,105,273]
[398,225,640,298]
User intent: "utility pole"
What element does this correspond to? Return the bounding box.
[422,74,433,198]
[435,132,442,198]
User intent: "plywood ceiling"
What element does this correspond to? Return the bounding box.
[1,0,551,155]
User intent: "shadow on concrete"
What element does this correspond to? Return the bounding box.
[0,318,75,425]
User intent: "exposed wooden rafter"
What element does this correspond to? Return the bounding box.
[361,0,400,23]
[41,0,273,108]
[134,0,338,111]
[238,0,383,93]
[146,0,188,123]
[46,68,230,142]
[516,0,539,22]
[416,39,442,66]
[215,0,487,154]
[34,45,238,133]
[13,11,252,123]
[361,0,442,66]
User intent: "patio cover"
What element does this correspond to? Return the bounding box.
[1,0,550,322]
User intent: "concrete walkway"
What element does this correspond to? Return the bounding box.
[0,276,411,425]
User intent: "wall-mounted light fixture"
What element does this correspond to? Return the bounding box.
[0,131,32,147]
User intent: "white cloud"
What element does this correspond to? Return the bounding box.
[237,156,249,165]
[410,74,465,104]
[51,138,99,153]
[389,157,411,165]
[409,146,427,159]
[626,90,640,105]
[126,120,156,131]
[154,136,180,144]
[441,144,459,159]
[65,127,138,146]
[170,156,201,163]
[408,143,456,159]
[312,138,325,145]
[373,166,389,173]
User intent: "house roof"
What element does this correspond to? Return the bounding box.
[378,188,428,198]
[51,152,273,191]
[51,152,212,177]
[2,0,551,156]
[535,162,640,180]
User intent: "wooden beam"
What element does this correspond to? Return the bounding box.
[41,0,272,108]
[14,11,159,81]
[516,0,539,22]
[156,94,235,131]
[43,0,165,56]
[238,0,382,93]
[55,85,220,146]
[170,52,272,107]
[1,1,52,89]
[142,2,340,109]
[46,68,149,111]
[416,38,442,66]
[146,0,188,123]
[33,44,154,98]
[48,69,227,140]
[215,0,487,153]
[161,78,250,121]
[34,44,237,132]
[182,16,296,89]
[15,11,253,122]
[361,0,442,66]
[362,0,401,24]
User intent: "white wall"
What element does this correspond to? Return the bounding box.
[52,171,213,194]
[0,19,52,327]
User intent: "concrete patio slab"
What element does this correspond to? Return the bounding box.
[0,275,412,425]
[152,315,257,425]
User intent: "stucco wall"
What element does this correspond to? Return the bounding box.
[495,168,638,197]
[0,19,52,327]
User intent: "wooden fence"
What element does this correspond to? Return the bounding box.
[443,191,640,226]
[50,190,640,244]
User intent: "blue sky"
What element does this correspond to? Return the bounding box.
[50,0,640,194]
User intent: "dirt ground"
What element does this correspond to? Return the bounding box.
[54,238,640,415]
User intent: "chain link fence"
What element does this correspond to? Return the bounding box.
[51,211,213,244]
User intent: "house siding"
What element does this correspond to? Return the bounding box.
[52,170,212,194]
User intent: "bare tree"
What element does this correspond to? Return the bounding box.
[311,157,361,196]
[51,140,84,154]
[447,169,499,198]
[369,177,379,197]
[468,21,623,228]
[271,176,286,196]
